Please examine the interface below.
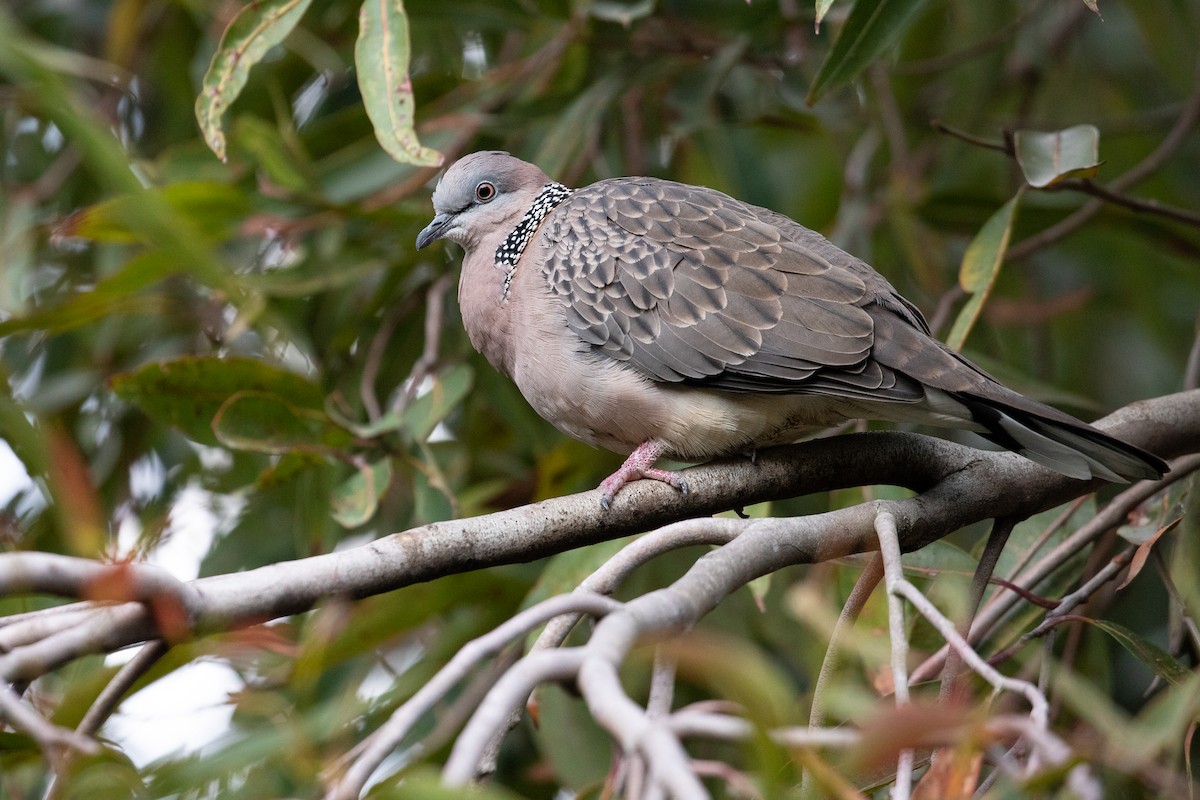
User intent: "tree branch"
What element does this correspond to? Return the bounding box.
[0,391,1195,693]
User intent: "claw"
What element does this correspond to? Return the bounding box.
[596,441,686,508]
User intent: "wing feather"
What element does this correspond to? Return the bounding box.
[540,177,924,400]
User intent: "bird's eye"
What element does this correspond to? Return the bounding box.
[475,182,496,203]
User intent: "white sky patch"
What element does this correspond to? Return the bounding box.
[104,474,251,767]
[128,451,165,504]
[356,641,424,702]
[156,480,246,580]
[0,439,35,509]
[102,656,244,766]
[462,31,488,79]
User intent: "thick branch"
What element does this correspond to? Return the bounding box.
[0,390,1196,682]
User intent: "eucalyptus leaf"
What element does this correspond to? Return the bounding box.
[195,0,315,161]
[53,181,251,243]
[946,192,1021,351]
[1074,617,1190,686]
[807,0,929,105]
[355,0,442,166]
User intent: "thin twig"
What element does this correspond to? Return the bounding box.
[359,304,407,422]
[800,556,882,799]
[1058,179,1200,228]
[881,526,1050,720]
[78,639,169,736]
[807,555,883,729]
[912,453,1200,682]
[930,120,1011,154]
[1151,547,1200,655]
[940,517,1018,700]
[875,510,1054,790]
[874,512,915,800]
[398,275,454,411]
[1005,497,1088,580]
[41,639,170,800]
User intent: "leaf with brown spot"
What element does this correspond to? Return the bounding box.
[912,744,983,799]
[195,0,315,161]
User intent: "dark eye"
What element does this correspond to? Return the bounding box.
[475,182,496,203]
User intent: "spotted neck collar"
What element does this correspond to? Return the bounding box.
[496,182,573,299]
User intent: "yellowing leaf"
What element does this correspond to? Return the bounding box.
[195,0,315,161]
[945,192,1021,351]
[355,0,442,167]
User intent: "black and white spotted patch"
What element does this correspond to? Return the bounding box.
[496,182,573,299]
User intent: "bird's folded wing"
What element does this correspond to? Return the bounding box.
[540,177,923,401]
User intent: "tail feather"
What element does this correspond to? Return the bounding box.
[953,393,1167,483]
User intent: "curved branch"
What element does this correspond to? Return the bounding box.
[327,592,622,800]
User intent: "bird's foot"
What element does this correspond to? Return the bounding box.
[598,441,688,509]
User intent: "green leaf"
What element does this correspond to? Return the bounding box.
[110,356,325,447]
[195,0,315,161]
[243,256,386,297]
[522,539,630,611]
[53,181,251,243]
[1075,617,1191,686]
[401,364,473,442]
[367,767,526,799]
[330,457,393,528]
[354,0,442,167]
[212,391,354,453]
[1014,125,1102,188]
[945,191,1021,351]
[806,0,929,105]
[232,116,315,194]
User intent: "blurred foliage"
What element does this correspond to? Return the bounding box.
[0,0,1198,797]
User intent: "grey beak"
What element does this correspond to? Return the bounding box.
[416,213,453,250]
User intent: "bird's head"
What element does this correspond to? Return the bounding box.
[416,151,552,253]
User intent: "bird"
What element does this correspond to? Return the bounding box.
[416,151,1167,507]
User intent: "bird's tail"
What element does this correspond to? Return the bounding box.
[952,392,1167,482]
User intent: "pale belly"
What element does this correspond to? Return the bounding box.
[511,340,873,460]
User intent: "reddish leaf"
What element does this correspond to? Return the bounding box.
[1118,516,1181,590]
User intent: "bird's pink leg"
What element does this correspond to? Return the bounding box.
[598,440,688,509]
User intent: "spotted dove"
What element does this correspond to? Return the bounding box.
[416,151,1167,507]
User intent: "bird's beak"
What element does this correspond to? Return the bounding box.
[416,213,453,250]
